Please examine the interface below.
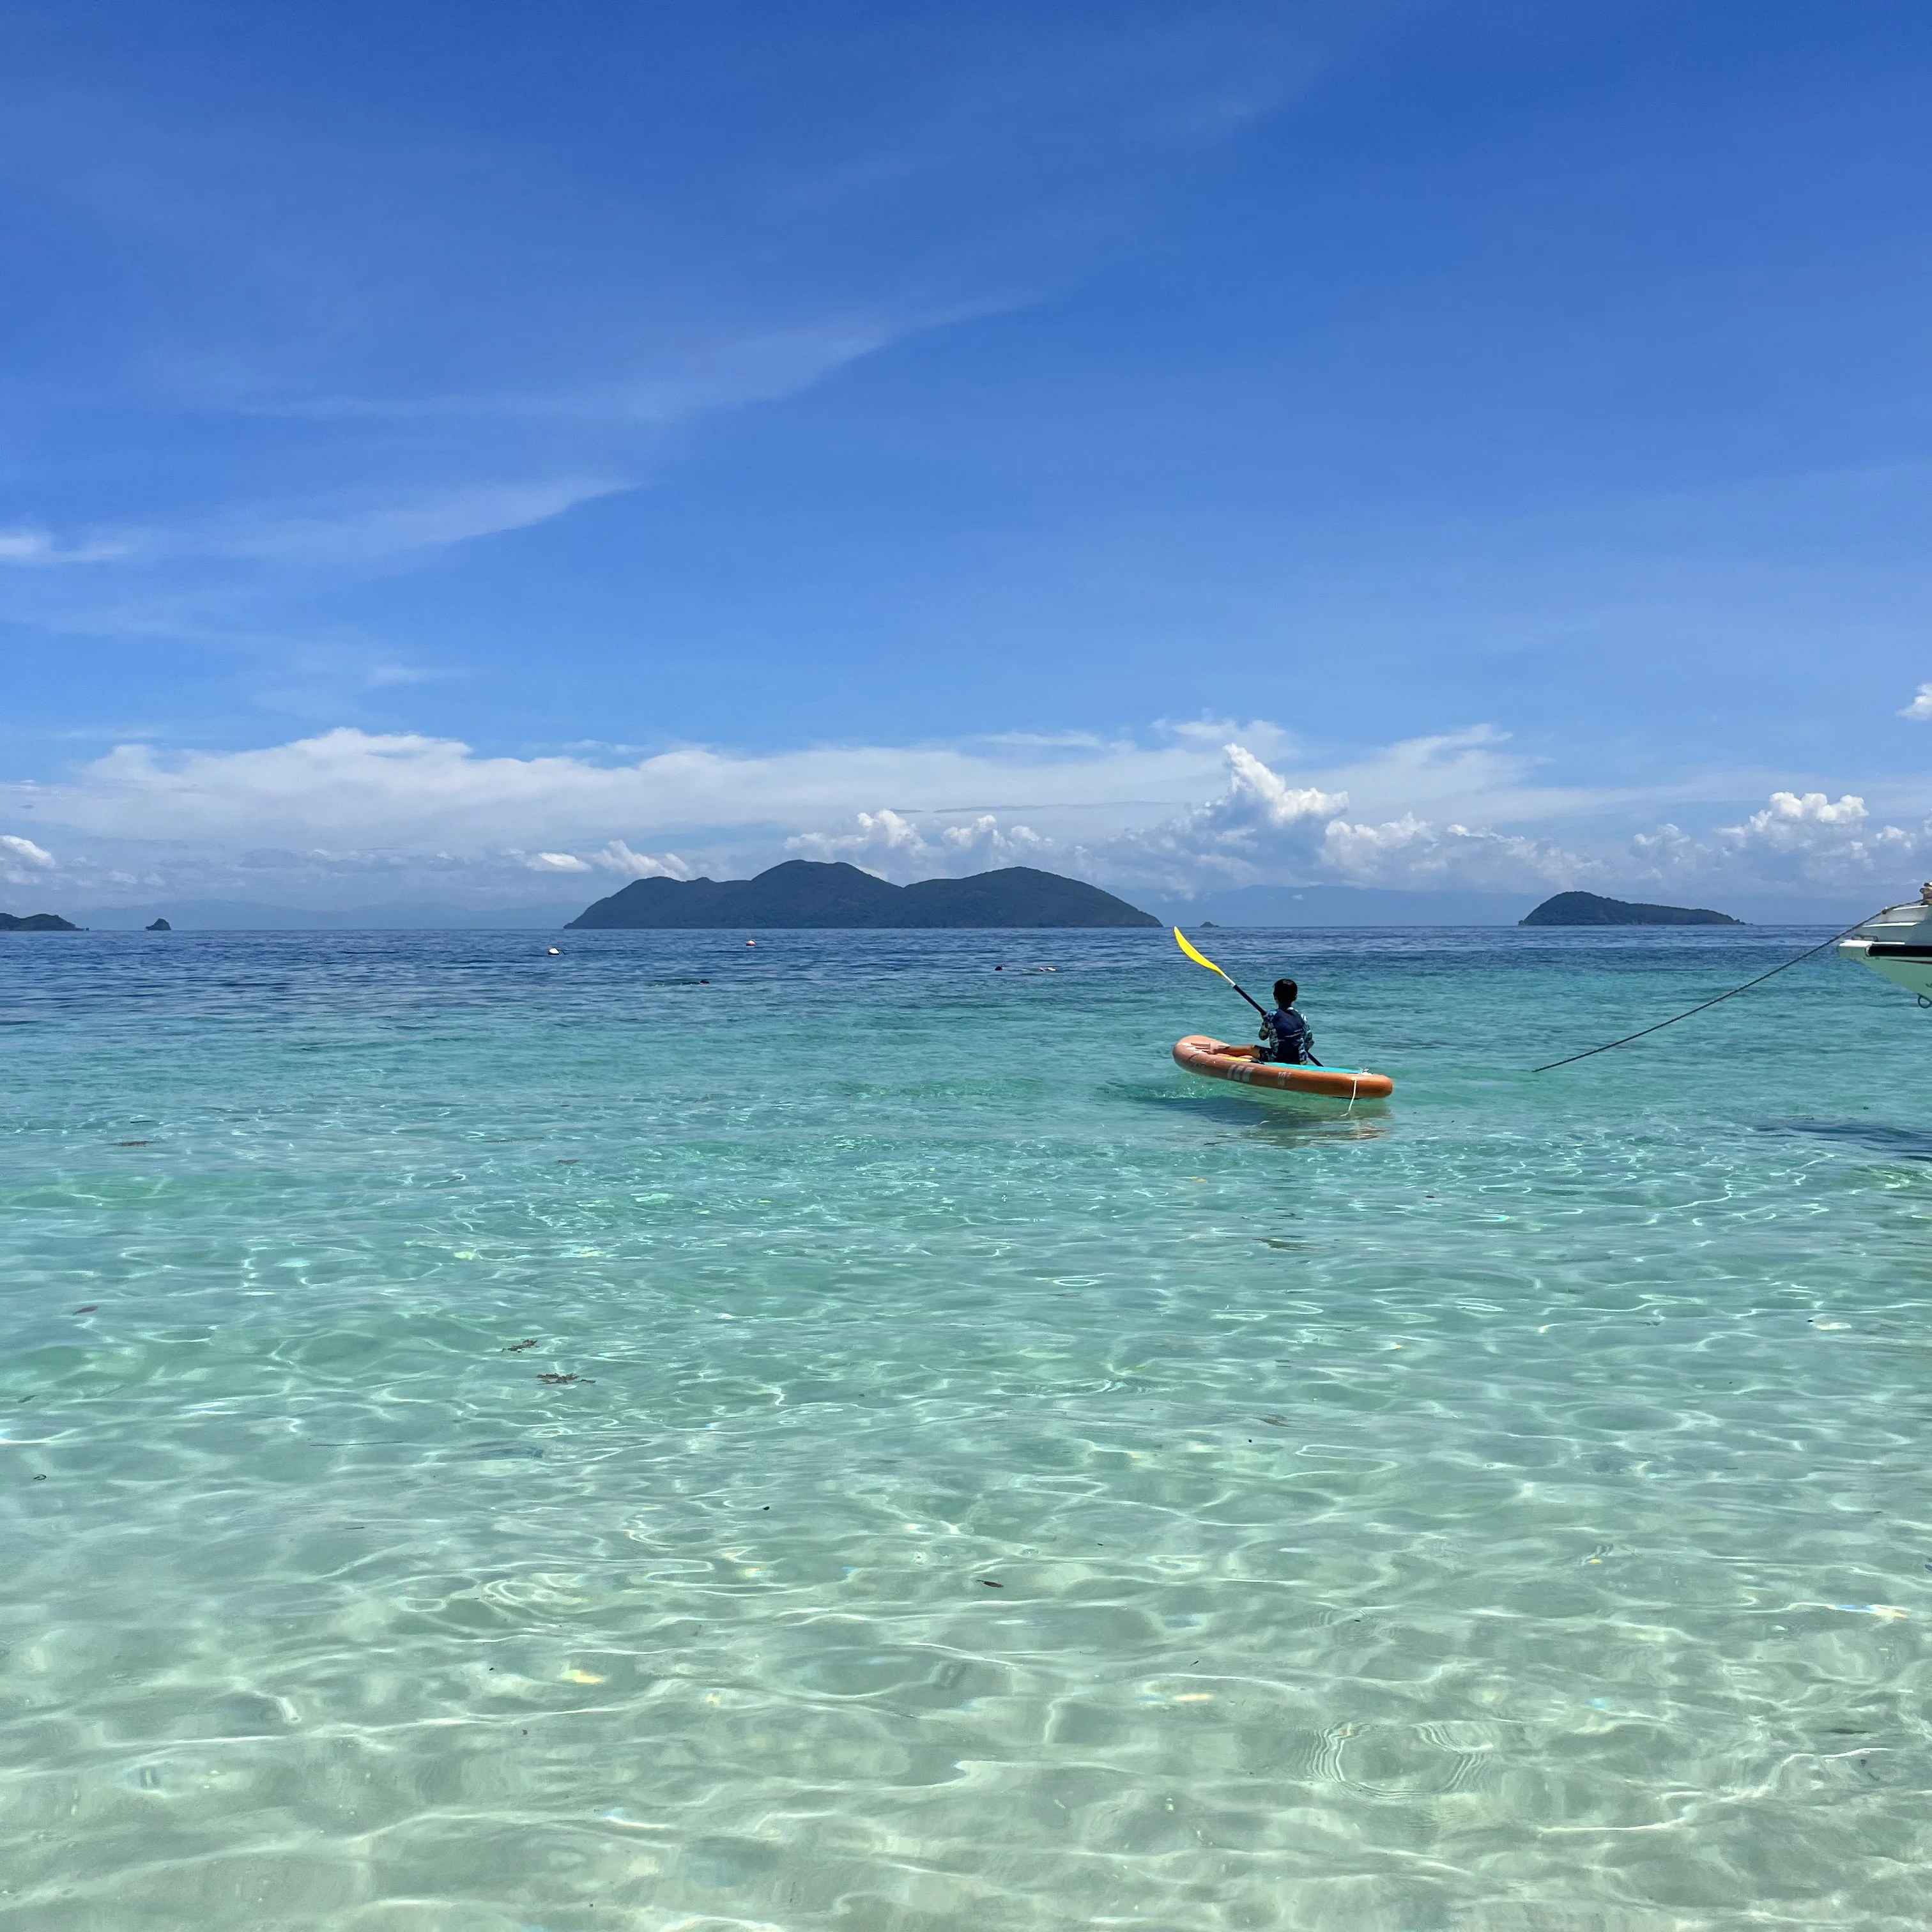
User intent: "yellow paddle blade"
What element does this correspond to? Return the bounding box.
[1172,926,1229,980]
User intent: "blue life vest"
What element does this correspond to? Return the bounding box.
[1259,1006,1315,1064]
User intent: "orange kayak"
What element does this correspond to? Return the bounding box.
[1172,1034,1393,1100]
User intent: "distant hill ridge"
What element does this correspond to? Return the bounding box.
[1521,891,1741,927]
[0,911,79,931]
[567,861,1161,930]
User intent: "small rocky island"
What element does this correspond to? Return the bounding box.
[146,918,171,931]
[1521,891,1741,927]
[0,911,79,931]
[569,860,1160,930]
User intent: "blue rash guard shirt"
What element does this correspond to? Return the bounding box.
[1259,1006,1316,1065]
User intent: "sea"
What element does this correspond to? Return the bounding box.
[1,924,1927,1932]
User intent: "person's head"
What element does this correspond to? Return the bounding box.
[1273,977,1298,1008]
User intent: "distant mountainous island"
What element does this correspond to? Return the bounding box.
[568,861,1160,930]
[0,911,78,931]
[1521,891,1741,927]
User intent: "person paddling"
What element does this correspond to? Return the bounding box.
[1259,979,1320,1066]
[1170,930,1390,1092]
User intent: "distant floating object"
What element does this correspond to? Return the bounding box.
[547,947,561,956]
[746,939,756,946]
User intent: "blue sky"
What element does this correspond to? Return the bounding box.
[3,0,1929,917]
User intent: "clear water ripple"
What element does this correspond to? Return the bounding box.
[2,926,1929,1929]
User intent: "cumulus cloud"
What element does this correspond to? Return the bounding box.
[1713,791,1929,883]
[1728,790,1869,844]
[801,749,1932,902]
[1901,686,1932,721]
[786,741,1604,894]
[1317,815,1589,891]
[1058,736,1607,894]
[1625,790,1932,891]
[786,808,1052,877]
[1099,744,1344,887]
[1628,822,1697,873]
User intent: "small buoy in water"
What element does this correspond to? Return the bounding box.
[994,964,1004,971]
[547,947,561,956]
[746,939,755,947]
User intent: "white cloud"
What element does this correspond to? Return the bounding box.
[1628,822,1697,873]
[199,477,630,565]
[1,834,58,885]
[1712,790,1929,884]
[1317,815,1589,891]
[1901,685,1932,721]
[13,721,1932,908]
[0,7,1363,666]
[265,307,1013,430]
[0,307,1015,588]
[796,750,1932,901]
[1095,744,1345,887]
[785,741,1603,894]
[1624,790,1932,891]
[787,808,1052,876]
[3,479,628,574]
[16,725,1239,851]
[523,841,693,880]
[0,526,133,566]
[1728,790,1870,843]
[590,841,694,881]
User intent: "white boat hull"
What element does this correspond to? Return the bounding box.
[1839,897,1932,1000]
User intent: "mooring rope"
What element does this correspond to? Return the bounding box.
[1531,903,1905,1075]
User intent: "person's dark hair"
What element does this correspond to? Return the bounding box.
[1273,977,1298,1006]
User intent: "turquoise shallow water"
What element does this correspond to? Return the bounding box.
[3,924,1930,1931]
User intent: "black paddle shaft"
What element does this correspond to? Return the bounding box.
[1223,977,1269,1020]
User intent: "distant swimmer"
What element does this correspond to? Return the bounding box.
[1257,978,1319,1066]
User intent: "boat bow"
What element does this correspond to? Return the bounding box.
[1839,887,1932,999]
